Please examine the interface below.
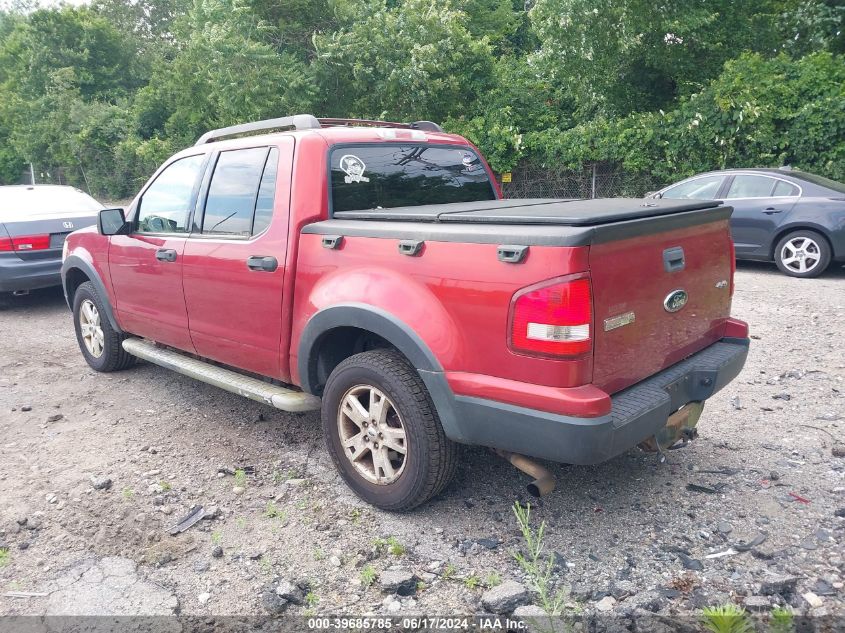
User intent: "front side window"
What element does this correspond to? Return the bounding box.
[202,147,270,236]
[661,175,724,200]
[137,154,205,233]
[330,144,496,213]
[726,175,777,198]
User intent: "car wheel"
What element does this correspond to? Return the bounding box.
[321,349,457,511]
[73,281,136,372]
[774,230,831,278]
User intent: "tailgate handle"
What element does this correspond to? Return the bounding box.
[663,246,685,272]
[498,245,528,264]
[398,240,424,256]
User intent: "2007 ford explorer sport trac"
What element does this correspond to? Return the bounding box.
[62,115,749,510]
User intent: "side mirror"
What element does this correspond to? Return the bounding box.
[98,208,130,236]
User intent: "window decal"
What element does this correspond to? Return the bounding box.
[339,154,370,184]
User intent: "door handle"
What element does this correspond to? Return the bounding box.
[246,255,278,272]
[155,248,177,262]
[763,207,783,214]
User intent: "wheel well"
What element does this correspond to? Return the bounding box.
[310,327,393,395]
[64,267,90,304]
[770,227,832,260]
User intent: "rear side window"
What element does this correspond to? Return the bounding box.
[252,148,279,235]
[137,154,205,234]
[773,180,799,197]
[330,144,496,213]
[726,175,776,198]
[203,148,270,236]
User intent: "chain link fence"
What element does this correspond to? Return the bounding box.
[499,162,664,200]
[20,161,665,203]
[19,164,90,190]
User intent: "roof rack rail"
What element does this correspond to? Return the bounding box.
[195,115,444,145]
[194,114,321,145]
[317,118,443,133]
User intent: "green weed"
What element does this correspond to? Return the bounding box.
[770,606,794,633]
[512,502,570,617]
[700,604,754,633]
[360,565,377,588]
[233,469,247,487]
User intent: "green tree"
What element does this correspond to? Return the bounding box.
[246,0,336,61]
[0,7,143,101]
[522,52,845,184]
[529,0,793,116]
[137,0,316,147]
[313,0,495,122]
[0,7,141,189]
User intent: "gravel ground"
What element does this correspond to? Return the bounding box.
[0,261,843,624]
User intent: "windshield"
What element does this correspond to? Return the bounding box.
[330,144,496,213]
[0,186,103,221]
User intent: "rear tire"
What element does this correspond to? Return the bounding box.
[774,230,831,278]
[72,281,136,372]
[321,349,457,511]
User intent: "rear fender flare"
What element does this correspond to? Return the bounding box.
[297,304,466,442]
[61,254,122,333]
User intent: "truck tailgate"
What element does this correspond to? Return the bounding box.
[589,216,734,394]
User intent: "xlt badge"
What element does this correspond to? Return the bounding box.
[604,311,635,332]
[664,289,688,313]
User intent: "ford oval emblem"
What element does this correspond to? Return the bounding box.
[664,289,688,313]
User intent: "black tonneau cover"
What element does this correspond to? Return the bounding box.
[333,198,723,226]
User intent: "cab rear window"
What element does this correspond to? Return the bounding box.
[330,144,496,213]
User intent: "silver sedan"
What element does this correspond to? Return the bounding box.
[0,185,102,295]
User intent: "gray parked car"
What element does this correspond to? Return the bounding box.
[650,168,845,278]
[0,185,102,295]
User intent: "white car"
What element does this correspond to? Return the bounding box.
[0,185,103,295]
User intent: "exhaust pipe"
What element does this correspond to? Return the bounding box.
[494,449,556,497]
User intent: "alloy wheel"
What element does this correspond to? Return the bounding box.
[79,299,105,358]
[336,385,408,485]
[780,236,821,274]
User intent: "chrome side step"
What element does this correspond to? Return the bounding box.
[122,338,321,413]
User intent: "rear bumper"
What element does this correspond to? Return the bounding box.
[443,337,749,465]
[0,253,62,292]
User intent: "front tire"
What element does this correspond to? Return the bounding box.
[321,349,457,511]
[774,230,831,278]
[73,281,136,372]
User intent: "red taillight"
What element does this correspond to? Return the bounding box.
[509,276,592,358]
[0,234,51,251]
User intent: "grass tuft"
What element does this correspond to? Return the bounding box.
[512,502,570,617]
[700,604,754,633]
[770,606,794,633]
[360,564,377,588]
[233,469,247,488]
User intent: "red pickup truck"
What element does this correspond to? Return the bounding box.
[62,116,749,510]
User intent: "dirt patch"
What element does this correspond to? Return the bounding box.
[1,262,843,618]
